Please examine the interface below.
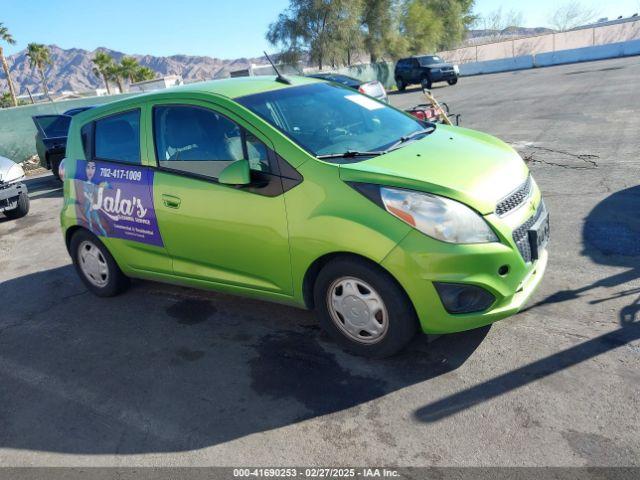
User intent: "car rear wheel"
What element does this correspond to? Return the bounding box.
[50,156,62,180]
[313,257,418,357]
[396,78,406,91]
[4,191,29,220]
[448,78,458,86]
[70,229,130,297]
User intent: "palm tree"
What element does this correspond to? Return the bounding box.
[132,66,156,83]
[119,56,139,84]
[26,43,52,97]
[92,51,113,94]
[0,23,18,107]
[106,63,125,94]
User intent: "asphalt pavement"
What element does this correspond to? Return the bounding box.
[0,56,638,467]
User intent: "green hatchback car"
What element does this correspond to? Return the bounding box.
[60,76,549,357]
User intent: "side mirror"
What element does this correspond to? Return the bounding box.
[218,159,250,185]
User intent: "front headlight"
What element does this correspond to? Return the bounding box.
[380,187,498,244]
[453,64,460,74]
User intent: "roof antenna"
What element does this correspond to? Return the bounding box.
[263,51,292,85]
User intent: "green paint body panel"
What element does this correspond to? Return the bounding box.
[61,76,548,334]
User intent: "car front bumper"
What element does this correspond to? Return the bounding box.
[0,181,26,212]
[431,70,458,82]
[381,192,548,334]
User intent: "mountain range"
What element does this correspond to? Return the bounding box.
[4,45,270,96]
[4,27,554,96]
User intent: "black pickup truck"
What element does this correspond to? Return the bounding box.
[394,55,458,91]
[32,106,93,179]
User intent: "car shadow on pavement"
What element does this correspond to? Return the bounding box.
[0,263,489,454]
[388,84,447,96]
[25,173,63,200]
[414,185,640,423]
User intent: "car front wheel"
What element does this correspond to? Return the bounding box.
[70,229,130,297]
[313,257,418,357]
[395,78,406,91]
[3,191,29,220]
[448,78,458,85]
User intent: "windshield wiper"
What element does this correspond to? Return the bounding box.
[386,126,436,152]
[316,150,387,160]
[316,126,436,160]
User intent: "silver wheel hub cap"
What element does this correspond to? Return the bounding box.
[78,240,109,288]
[327,277,388,344]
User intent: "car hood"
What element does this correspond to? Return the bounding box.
[339,125,528,214]
[422,63,453,69]
[0,155,26,184]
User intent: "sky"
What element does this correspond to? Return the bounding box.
[2,0,638,58]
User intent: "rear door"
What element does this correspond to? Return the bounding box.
[396,59,409,81]
[69,107,172,275]
[411,58,423,83]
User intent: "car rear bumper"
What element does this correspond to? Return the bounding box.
[0,181,26,212]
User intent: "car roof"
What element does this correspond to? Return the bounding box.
[307,73,361,86]
[64,106,95,116]
[308,72,358,81]
[398,55,440,60]
[77,75,322,121]
[170,75,321,98]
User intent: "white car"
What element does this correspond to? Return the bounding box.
[307,73,389,103]
[0,155,29,219]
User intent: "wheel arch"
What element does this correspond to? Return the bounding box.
[64,225,87,253]
[302,251,411,311]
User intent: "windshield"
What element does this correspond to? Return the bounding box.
[237,83,425,158]
[418,56,442,66]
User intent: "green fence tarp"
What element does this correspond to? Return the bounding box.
[306,62,397,89]
[0,93,135,164]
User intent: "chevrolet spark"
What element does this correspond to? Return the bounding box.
[60,76,549,357]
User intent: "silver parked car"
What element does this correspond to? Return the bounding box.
[0,155,29,220]
[307,73,388,103]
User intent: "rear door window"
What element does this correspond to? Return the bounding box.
[94,110,141,164]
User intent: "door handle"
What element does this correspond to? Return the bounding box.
[162,194,181,209]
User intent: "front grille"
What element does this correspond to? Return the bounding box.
[496,176,533,217]
[513,201,546,263]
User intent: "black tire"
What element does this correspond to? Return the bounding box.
[313,257,418,358]
[50,156,62,180]
[395,78,406,91]
[447,78,458,86]
[421,75,432,90]
[70,229,130,297]
[4,191,29,220]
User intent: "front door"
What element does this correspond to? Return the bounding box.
[151,103,292,295]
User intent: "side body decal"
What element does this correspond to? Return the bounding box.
[73,160,164,247]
